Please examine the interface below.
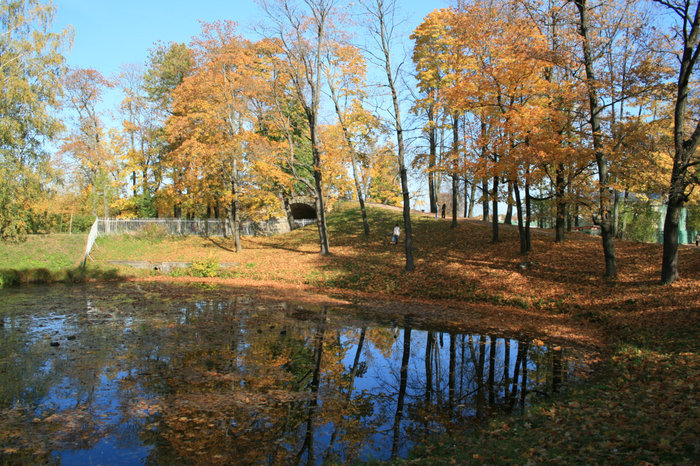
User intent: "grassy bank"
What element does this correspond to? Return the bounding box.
[0,233,122,287]
[1,204,698,463]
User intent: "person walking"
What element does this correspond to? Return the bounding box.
[441,203,446,219]
[391,223,400,244]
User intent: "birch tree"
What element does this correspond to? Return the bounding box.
[0,0,70,239]
[361,0,415,271]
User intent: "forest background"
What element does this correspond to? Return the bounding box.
[1,0,699,285]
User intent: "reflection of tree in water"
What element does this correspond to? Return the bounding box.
[142,301,401,465]
[370,330,568,458]
[0,285,574,464]
[131,301,384,465]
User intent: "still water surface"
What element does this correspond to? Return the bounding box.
[0,283,582,464]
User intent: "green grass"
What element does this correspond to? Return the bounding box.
[0,233,86,270]
[0,233,121,287]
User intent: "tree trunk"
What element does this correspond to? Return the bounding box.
[463,178,469,218]
[451,112,460,228]
[575,0,617,278]
[555,163,566,242]
[514,181,527,255]
[567,173,575,232]
[452,175,459,228]
[482,178,489,222]
[310,120,330,255]
[282,193,296,231]
[505,180,514,225]
[613,188,621,238]
[227,196,241,252]
[468,179,476,218]
[492,176,499,243]
[103,186,109,221]
[525,177,532,253]
[661,195,683,283]
[657,0,699,284]
[391,322,411,459]
[376,0,414,270]
[428,101,438,215]
[354,157,371,237]
[329,82,370,236]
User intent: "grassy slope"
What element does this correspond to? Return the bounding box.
[0,233,86,270]
[2,204,698,463]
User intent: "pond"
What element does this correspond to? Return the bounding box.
[0,283,585,464]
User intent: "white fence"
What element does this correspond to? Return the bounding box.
[96,217,316,237]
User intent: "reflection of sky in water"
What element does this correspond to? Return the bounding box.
[0,284,580,465]
[334,331,550,462]
[48,369,152,465]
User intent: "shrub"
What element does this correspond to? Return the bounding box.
[136,194,158,218]
[189,256,220,278]
[68,214,96,233]
[0,270,20,288]
[26,268,53,284]
[621,201,660,243]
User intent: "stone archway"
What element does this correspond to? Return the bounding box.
[290,202,316,220]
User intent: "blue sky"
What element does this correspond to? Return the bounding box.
[52,0,450,77]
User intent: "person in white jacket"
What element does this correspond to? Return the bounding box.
[391,223,400,244]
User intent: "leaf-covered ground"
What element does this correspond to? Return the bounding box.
[13,203,700,463]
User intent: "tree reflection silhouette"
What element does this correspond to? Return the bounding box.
[0,284,577,464]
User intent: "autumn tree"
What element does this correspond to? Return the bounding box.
[517,0,671,253]
[143,41,193,217]
[653,0,700,284]
[61,68,118,219]
[0,0,70,240]
[167,22,286,251]
[115,63,161,216]
[259,0,341,256]
[568,0,670,276]
[573,0,620,278]
[594,2,671,238]
[324,43,373,235]
[411,10,451,216]
[436,1,559,248]
[254,39,316,228]
[412,8,466,229]
[516,0,587,244]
